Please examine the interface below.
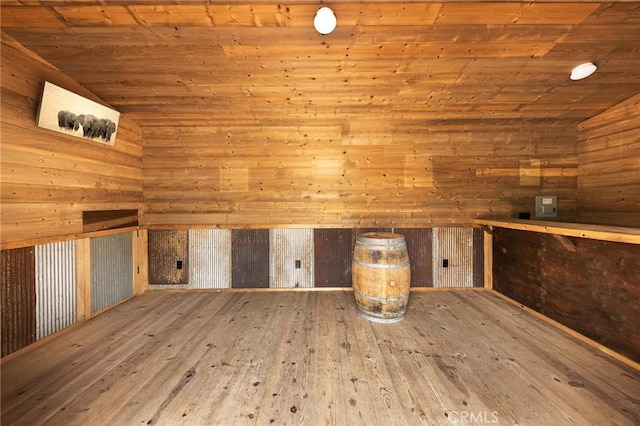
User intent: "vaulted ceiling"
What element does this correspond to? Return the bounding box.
[2,1,640,128]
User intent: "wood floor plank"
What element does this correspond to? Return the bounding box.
[0,291,176,392]
[223,292,298,424]
[438,291,639,424]
[336,291,412,425]
[49,292,235,425]
[0,291,201,423]
[377,291,524,424]
[1,289,638,426]
[334,291,388,425]
[309,291,344,425]
[251,292,317,425]
[467,291,640,425]
[108,291,269,425]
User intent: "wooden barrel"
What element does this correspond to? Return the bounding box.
[352,232,411,323]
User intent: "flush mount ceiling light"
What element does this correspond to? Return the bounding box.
[570,62,597,81]
[314,7,337,35]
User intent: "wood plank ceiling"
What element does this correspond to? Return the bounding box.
[2,1,640,128]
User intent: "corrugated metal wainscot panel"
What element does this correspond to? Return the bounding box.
[396,228,433,287]
[35,241,76,340]
[148,230,189,285]
[91,232,133,314]
[314,229,353,287]
[433,227,474,288]
[473,227,484,287]
[189,229,231,289]
[232,229,269,288]
[1,247,36,357]
[270,229,314,288]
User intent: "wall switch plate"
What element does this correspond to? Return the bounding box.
[535,196,557,217]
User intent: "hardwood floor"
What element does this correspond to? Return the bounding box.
[2,289,639,425]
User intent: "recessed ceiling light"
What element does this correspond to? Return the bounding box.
[314,7,337,35]
[570,62,597,81]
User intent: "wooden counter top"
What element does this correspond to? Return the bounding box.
[472,218,640,245]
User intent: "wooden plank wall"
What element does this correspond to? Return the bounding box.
[492,227,640,363]
[577,93,640,227]
[142,123,578,227]
[0,34,143,247]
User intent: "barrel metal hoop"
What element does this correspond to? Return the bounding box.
[353,289,409,303]
[357,234,405,245]
[355,243,407,251]
[356,307,405,324]
[353,258,410,269]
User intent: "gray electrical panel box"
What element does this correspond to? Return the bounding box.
[535,195,557,218]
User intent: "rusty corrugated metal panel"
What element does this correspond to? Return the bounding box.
[232,229,269,288]
[91,232,133,314]
[433,227,474,288]
[314,228,353,287]
[473,227,484,287]
[396,228,433,287]
[1,247,36,357]
[189,229,231,289]
[148,230,189,285]
[270,229,314,288]
[35,241,76,340]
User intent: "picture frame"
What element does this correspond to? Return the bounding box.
[36,81,120,146]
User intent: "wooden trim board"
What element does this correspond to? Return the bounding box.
[473,218,640,244]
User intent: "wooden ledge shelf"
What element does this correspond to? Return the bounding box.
[472,218,640,245]
[0,226,139,251]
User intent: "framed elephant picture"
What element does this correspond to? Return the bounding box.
[36,81,120,146]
